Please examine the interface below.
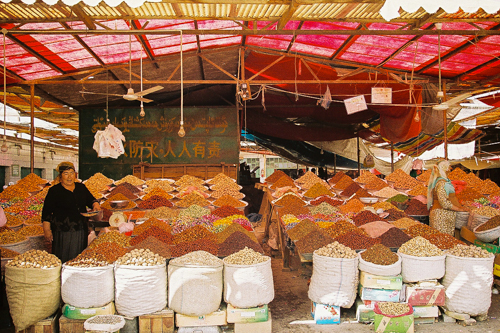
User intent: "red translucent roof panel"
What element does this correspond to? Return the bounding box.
[246,21,293,50]
[199,35,242,49]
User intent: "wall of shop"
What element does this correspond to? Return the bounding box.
[0,138,78,188]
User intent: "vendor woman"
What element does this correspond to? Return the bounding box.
[42,162,100,263]
[427,160,464,236]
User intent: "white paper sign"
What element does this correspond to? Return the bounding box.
[344,95,368,114]
[371,87,392,104]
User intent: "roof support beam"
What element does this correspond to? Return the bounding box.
[70,5,95,30]
[194,21,206,81]
[277,0,299,30]
[131,20,159,69]
[330,23,365,60]
[286,21,303,53]
[7,34,66,74]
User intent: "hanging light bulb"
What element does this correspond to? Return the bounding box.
[178,121,185,137]
[414,110,420,122]
[1,138,7,153]
[140,104,145,117]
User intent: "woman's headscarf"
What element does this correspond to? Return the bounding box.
[427,160,454,209]
[57,161,75,174]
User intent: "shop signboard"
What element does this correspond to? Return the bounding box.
[79,107,239,180]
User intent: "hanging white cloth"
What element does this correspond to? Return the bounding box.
[93,124,126,159]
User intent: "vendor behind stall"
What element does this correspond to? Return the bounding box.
[410,159,424,178]
[42,162,100,263]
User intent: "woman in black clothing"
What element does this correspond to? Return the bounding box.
[42,162,100,263]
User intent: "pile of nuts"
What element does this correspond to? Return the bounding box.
[85,173,114,191]
[116,249,165,266]
[425,233,465,250]
[0,229,27,244]
[361,244,399,265]
[398,236,443,257]
[145,179,176,192]
[224,247,269,265]
[85,315,123,325]
[447,244,493,258]
[66,256,109,267]
[355,171,378,184]
[145,206,179,220]
[175,175,205,188]
[472,206,500,218]
[89,230,130,248]
[315,241,357,259]
[170,250,223,266]
[377,302,411,316]
[416,169,432,183]
[213,195,245,208]
[176,193,210,208]
[390,218,420,229]
[211,188,245,200]
[364,178,388,191]
[207,173,234,185]
[295,172,326,189]
[17,225,44,237]
[309,202,339,215]
[115,175,145,186]
[7,250,60,268]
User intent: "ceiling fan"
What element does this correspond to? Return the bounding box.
[80,34,163,103]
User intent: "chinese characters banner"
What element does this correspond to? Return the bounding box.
[79,107,239,180]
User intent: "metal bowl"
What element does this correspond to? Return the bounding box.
[109,200,129,209]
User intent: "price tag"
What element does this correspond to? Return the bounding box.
[372,87,392,104]
[344,95,367,114]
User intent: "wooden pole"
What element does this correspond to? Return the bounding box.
[357,136,360,176]
[334,154,337,174]
[443,81,448,160]
[30,84,34,173]
[391,142,394,173]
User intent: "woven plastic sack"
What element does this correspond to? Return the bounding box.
[398,251,445,283]
[61,263,114,308]
[467,212,490,231]
[308,252,358,307]
[223,257,274,308]
[5,265,61,331]
[1,239,31,254]
[168,262,223,316]
[455,211,469,229]
[442,254,494,316]
[114,262,167,317]
[358,251,401,276]
[28,235,47,251]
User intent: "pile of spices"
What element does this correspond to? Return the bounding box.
[211,189,245,200]
[416,170,432,183]
[339,198,365,214]
[385,169,411,183]
[101,208,113,222]
[213,195,246,208]
[0,229,27,244]
[310,196,343,206]
[16,225,43,237]
[463,173,484,189]
[0,185,30,200]
[88,230,130,248]
[296,171,325,189]
[172,235,219,257]
[86,241,128,263]
[334,231,380,250]
[390,217,420,229]
[212,205,242,218]
[404,198,429,216]
[384,208,408,221]
[386,194,409,204]
[218,231,263,257]
[129,236,171,258]
[481,179,500,195]
[0,247,20,258]
[207,173,234,185]
[173,225,213,245]
[114,182,142,194]
[340,183,362,197]
[361,244,399,265]
[364,177,388,191]
[144,179,176,192]
[265,170,287,183]
[323,220,360,239]
[123,210,146,221]
[406,223,439,238]
[6,215,23,227]
[101,194,135,210]
[408,184,427,196]
[175,175,205,187]
[424,233,465,250]
[378,227,412,248]
[211,180,241,191]
[274,193,305,207]
[304,183,335,198]
[142,188,173,201]
[353,210,381,227]
[373,187,402,198]
[138,195,173,209]
[309,202,339,215]
[176,193,210,208]
[328,171,346,186]
[295,229,334,254]
[472,205,500,217]
[216,223,258,243]
[333,175,355,190]
[355,171,378,184]
[130,226,174,245]
[354,188,372,199]
[373,201,403,212]
[84,173,114,191]
[107,186,138,200]
[393,176,420,190]
[115,175,145,187]
[475,215,500,231]
[287,219,320,241]
[144,206,179,220]
[447,167,468,181]
[270,175,297,189]
[279,205,310,216]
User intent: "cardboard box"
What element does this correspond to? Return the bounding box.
[359,272,403,290]
[62,302,115,320]
[412,306,439,318]
[234,312,272,333]
[139,308,174,333]
[374,313,414,333]
[356,299,375,323]
[59,315,85,333]
[405,283,445,306]
[226,303,268,323]
[311,301,340,324]
[175,304,227,327]
[359,285,404,302]
[460,226,476,243]
[19,311,60,333]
